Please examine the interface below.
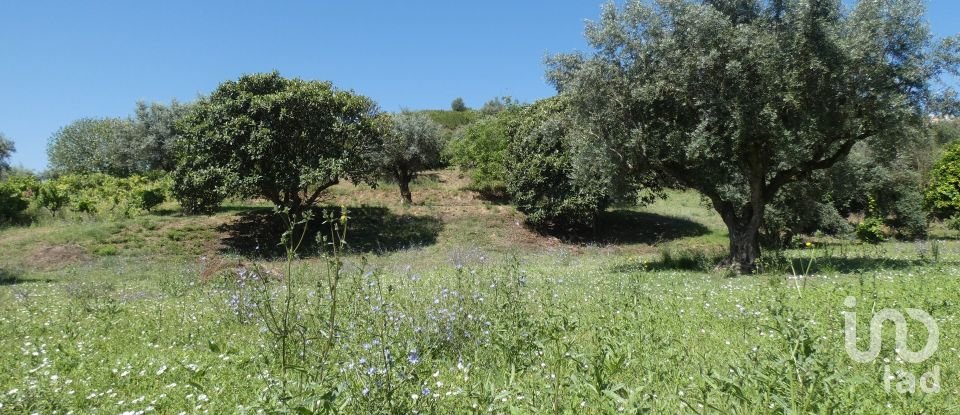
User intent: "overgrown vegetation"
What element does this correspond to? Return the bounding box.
[2,0,960,412]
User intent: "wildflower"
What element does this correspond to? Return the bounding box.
[408,350,420,365]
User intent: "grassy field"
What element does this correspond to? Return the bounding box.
[2,169,960,413]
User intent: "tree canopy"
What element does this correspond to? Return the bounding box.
[549,0,959,272]
[46,100,192,176]
[0,133,14,172]
[48,118,141,176]
[172,72,384,215]
[133,99,194,171]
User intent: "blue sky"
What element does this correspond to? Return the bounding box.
[1,1,958,172]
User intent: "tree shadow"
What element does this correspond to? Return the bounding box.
[539,210,712,245]
[0,269,54,286]
[473,188,512,205]
[806,257,938,274]
[218,205,444,258]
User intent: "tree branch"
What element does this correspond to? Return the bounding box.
[764,132,870,199]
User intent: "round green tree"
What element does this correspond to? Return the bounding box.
[173,72,384,215]
[504,97,612,230]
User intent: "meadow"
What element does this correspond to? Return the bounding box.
[2,170,959,414]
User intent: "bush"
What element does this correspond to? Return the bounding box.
[926,141,960,218]
[133,187,166,212]
[36,182,69,213]
[947,215,960,231]
[0,182,28,224]
[448,113,515,192]
[30,173,172,219]
[504,97,611,229]
[765,140,929,242]
[856,217,886,244]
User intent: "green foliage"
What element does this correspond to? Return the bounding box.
[947,215,960,231]
[926,140,960,217]
[480,96,518,116]
[36,182,69,213]
[856,217,886,244]
[448,112,516,192]
[766,139,930,243]
[30,173,172,219]
[504,97,612,229]
[420,110,480,132]
[0,172,38,224]
[0,133,14,172]
[550,0,954,271]
[132,99,194,171]
[48,118,142,176]
[450,97,467,112]
[173,72,384,215]
[47,101,192,176]
[0,182,28,225]
[381,112,444,203]
[932,118,960,146]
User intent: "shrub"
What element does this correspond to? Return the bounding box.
[947,215,960,231]
[448,113,514,192]
[29,173,172,219]
[504,97,611,229]
[926,141,960,218]
[0,182,28,224]
[36,182,69,213]
[856,217,886,244]
[132,187,166,212]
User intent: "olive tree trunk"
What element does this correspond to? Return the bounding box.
[397,169,413,205]
[712,193,765,274]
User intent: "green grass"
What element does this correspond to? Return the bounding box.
[2,172,960,413]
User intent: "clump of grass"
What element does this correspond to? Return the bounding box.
[654,245,726,271]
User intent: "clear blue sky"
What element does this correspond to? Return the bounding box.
[1,1,958,172]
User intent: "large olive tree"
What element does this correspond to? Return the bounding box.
[550,0,958,272]
[173,72,384,215]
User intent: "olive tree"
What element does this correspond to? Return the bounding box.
[133,99,194,171]
[0,133,13,172]
[381,112,444,204]
[173,72,383,215]
[550,0,958,272]
[48,118,141,176]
